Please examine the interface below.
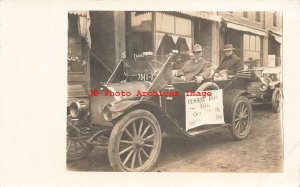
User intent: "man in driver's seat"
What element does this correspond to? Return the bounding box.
[173,44,212,83]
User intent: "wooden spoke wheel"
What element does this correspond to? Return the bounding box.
[108,110,162,172]
[67,126,94,161]
[229,96,253,140]
[272,87,282,113]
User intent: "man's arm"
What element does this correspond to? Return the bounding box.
[199,61,212,79]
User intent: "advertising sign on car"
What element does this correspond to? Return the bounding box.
[185,89,225,131]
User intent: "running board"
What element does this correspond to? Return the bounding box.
[186,123,230,136]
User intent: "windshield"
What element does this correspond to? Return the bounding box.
[121,55,170,82]
[124,55,168,75]
[106,53,187,84]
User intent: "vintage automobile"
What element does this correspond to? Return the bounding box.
[67,53,254,172]
[244,67,282,113]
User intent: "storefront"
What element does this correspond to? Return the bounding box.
[222,21,265,68]
[68,11,126,102]
[68,11,91,100]
[125,11,221,67]
[268,31,282,67]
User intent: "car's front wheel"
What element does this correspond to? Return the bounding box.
[272,87,282,113]
[229,96,253,140]
[108,109,162,172]
[67,125,94,161]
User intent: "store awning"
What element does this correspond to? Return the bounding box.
[269,31,282,44]
[226,22,266,36]
[68,11,87,17]
[180,11,222,22]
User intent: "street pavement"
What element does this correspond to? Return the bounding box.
[67,104,283,172]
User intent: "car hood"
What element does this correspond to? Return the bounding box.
[103,81,152,101]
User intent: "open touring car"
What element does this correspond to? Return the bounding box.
[244,67,282,112]
[67,53,254,171]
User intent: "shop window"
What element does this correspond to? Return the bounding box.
[155,13,192,56]
[243,34,261,61]
[255,12,261,22]
[131,12,152,32]
[268,33,281,66]
[126,12,153,58]
[156,13,175,33]
[224,29,243,57]
[155,33,176,55]
[175,17,191,36]
[68,14,86,73]
[131,32,153,55]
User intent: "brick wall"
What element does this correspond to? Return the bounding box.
[218,11,265,30]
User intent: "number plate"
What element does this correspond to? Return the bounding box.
[137,74,153,81]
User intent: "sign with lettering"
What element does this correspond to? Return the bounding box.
[185,89,225,131]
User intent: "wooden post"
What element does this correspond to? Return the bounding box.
[211,21,220,67]
[114,11,126,66]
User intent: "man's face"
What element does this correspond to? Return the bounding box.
[193,51,203,59]
[224,50,233,57]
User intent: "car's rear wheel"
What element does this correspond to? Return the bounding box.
[108,109,162,172]
[229,96,252,140]
[272,87,282,113]
[67,125,94,161]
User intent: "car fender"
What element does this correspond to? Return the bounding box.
[104,99,196,138]
[103,99,163,122]
[269,81,281,89]
[223,89,250,123]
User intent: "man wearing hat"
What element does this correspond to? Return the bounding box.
[173,44,212,83]
[215,44,244,77]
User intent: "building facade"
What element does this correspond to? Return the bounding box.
[67,11,283,100]
[218,11,282,67]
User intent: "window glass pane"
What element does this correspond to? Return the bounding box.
[155,32,165,54]
[156,13,175,33]
[243,51,247,61]
[253,52,260,60]
[250,51,255,60]
[243,34,249,50]
[131,12,152,32]
[131,32,153,55]
[68,15,85,73]
[184,37,192,52]
[256,36,261,51]
[155,33,176,55]
[175,17,191,36]
[155,33,191,55]
[250,35,256,51]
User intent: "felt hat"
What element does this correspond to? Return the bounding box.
[223,44,236,51]
[192,44,205,52]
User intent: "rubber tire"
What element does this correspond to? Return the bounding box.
[196,82,220,91]
[108,109,162,172]
[229,96,253,140]
[272,87,282,113]
[67,134,94,161]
